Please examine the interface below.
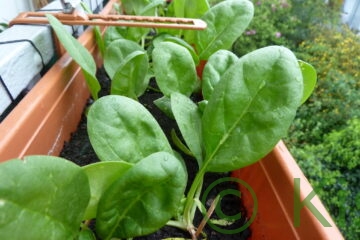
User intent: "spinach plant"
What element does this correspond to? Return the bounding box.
[0,45,316,239]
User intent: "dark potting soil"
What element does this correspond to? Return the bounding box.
[60,68,251,240]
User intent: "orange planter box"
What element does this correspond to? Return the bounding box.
[232,141,344,239]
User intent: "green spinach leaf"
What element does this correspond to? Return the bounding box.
[202,50,238,100]
[111,50,150,98]
[47,14,100,100]
[104,39,149,98]
[298,60,317,104]
[82,161,133,220]
[195,0,254,60]
[152,41,198,97]
[96,152,187,239]
[171,92,203,165]
[87,95,172,163]
[0,156,90,239]
[202,46,303,172]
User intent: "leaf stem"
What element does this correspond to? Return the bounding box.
[183,166,207,234]
[166,220,188,230]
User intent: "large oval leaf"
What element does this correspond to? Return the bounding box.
[87,95,172,163]
[47,14,100,100]
[96,152,187,239]
[0,156,90,239]
[202,46,303,172]
[152,41,198,97]
[196,0,254,60]
[202,50,238,100]
[82,161,133,220]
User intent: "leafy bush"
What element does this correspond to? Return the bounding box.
[297,26,360,84]
[286,24,360,240]
[288,25,360,146]
[287,72,360,147]
[288,0,342,45]
[232,0,295,56]
[232,0,342,56]
[293,118,360,239]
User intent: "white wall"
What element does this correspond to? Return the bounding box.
[342,0,360,31]
[0,0,35,22]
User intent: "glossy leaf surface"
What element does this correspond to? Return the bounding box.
[196,0,254,60]
[152,42,198,97]
[97,152,187,239]
[202,46,303,172]
[0,156,90,239]
[87,95,172,163]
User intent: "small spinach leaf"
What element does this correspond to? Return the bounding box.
[47,14,100,100]
[171,92,203,165]
[104,39,147,79]
[104,39,149,98]
[153,33,200,65]
[87,95,172,163]
[298,60,317,104]
[202,50,238,100]
[153,96,174,118]
[111,50,150,99]
[195,0,254,60]
[152,41,198,97]
[103,26,126,46]
[172,0,210,43]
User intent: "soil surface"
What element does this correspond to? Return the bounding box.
[60,68,251,240]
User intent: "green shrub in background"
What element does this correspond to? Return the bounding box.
[288,0,342,45]
[284,10,360,240]
[287,71,360,147]
[294,118,360,239]
[232,0,296,56]
[232,0,342,56]
[288,26,360,146]
[297,26,360,85]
